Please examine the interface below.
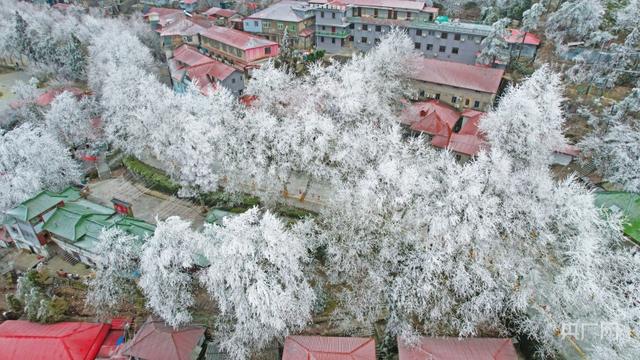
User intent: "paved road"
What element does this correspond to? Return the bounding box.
[0,70,31,112]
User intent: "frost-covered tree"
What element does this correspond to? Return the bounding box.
[198,208,315,359]
[521,2,545,31]
[0,124,80,212]
[477,18,511,65]
[545,0,604,45]
[44,91,96,148]
[139,216,201,328]
[86,228,142,320]
[580,87,640,192]
[616,0,640,31]
[321,67,640,358]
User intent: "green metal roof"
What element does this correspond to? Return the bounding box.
[594,191,640,243]
[5,187,81,222]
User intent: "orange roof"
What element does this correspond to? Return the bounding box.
[505,29,541,46]
[199,25,277,50]
[411,58,504,94]
[401,99,460,131]
[398,337,517,360]
[282,336,377,360]
[0,320,111,360]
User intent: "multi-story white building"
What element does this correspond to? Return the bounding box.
[310,0,492,64]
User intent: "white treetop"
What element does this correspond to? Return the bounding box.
[545,0,604,45]
[0,124,80,212]
[139,216,201,329]
[44,91,96,148]
[580,87,640,192]
[198,208,315,359]
[477,18,511,65]
[86,228,142,320]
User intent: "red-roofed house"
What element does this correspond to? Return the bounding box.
[143,7,184,32]
[160,16,211,51]
[410,57,505,111]
[398,337,518,360]
[121,317,205,360]
[36,87,88,107]
[170,44,244,95]
[401,100,487,161]
[282,336,377,360]
[506,29,541,59]
[199,25,279,69]
[201,6,240,27]
[0,320,111,360]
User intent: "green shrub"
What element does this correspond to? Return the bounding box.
[5,294,22,313]
[122,156,180,194]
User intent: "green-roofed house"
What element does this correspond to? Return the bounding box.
[2,187,155,267]
[594,191,640,244]
[2,187,82,256]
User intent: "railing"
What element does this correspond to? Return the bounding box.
[345,16,492,36]
[316,30,351,38]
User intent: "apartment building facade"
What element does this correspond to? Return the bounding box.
[243,1,316,50]
[310,0,492,64]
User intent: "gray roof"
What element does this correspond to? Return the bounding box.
[247,1,314,22]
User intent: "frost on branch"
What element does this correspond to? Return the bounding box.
[139,217,201,329]
[0,124,80,212]
[86,228,142,320]
[198,208,315,359]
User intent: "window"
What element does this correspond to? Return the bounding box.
[441,32,448,39]
[419,90,425,97]
[322,25,326,30]
[332,38,336,44]
[375,25,381,32]
[414,42,421,49]
[331,26,336,32]
[254,21,259,27]
[320,36,325,42]
[454,33,461,40]
[428,30,434,36]
[321,11,324,18]
[263,21,270,28]
[375,38,381,45]
[184,35,192,42]
[265,47,271,54]
[362,24,368,31]
[416,29,422,36]
[465,98,470,106]
[426,43,433,50]
[332,12,336,19]
[289,24,296,32]
[232,78,236,83]
[361,37,367,43]
[349,23,355,29]
[452,47,459,54]
[474,100,480,108]
[439,45,446,52]
[277,23,284,30]
[435,93,440,100]
[374,9,378,17]
[451,96,457,103]
[407,12,412,20]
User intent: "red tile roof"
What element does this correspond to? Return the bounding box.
[173,44,215,67]
[398,337,517,360]
[401,100,487,156]
[35,87,87,107]
[505,29,541,46]
[411,58,505,94]
[121,318,204,360]
[283,336,377,360]
[0,320,111,360]
[299,28,315,37]
[202,6,237,18]
[200,25,277,50]
[188,61,237,83]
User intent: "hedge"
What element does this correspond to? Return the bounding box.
[122,156,180,194]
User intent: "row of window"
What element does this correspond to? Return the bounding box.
[418,90,482,108]
[414,29,483,42]
[319,11,337,19]
[319,37,344,45]
[202,37,244,58]
[261,21,297,32]
[414,42,459,54]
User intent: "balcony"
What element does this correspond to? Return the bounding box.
[316,30,351,38]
